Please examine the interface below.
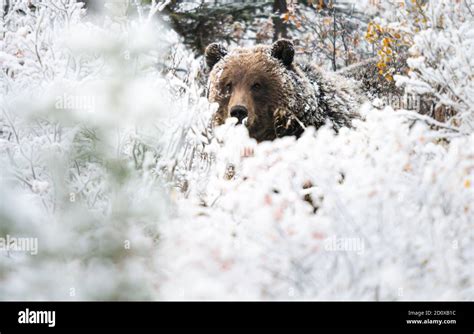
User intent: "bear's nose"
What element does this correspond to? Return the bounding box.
[230,106,248,124]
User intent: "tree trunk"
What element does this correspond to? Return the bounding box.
[331,4,337,71]
[2,0,10,19]
[272,0,288,41]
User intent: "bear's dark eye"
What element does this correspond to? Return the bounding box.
[224,83,232,95]
[251,82,262,91]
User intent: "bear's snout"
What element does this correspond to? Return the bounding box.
[230,105,248,124]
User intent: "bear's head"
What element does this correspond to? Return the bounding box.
[205,39,296,142]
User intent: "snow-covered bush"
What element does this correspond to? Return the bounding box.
[394,0,474,131]
[363,0,474,130]
[156,105,474,300]
[0,0,209,300]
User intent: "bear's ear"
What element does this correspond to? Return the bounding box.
[205,43,228,69]
[270,39,295,67]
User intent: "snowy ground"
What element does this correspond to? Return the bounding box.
[0,1,473,300]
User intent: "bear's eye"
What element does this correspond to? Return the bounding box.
[224,83,232,94]
[251,83,262,91]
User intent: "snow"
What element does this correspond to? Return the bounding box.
[393,0,474,133]
[0,0,472,301]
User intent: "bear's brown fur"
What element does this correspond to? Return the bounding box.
[205,39,362,142]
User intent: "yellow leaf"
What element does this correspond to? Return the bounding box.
[465,180,471,188]
[323,17,332,25]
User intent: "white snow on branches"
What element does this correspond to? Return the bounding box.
[394,0,474,132]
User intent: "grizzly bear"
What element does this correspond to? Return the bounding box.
[205,39,362,142]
